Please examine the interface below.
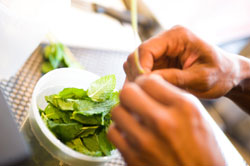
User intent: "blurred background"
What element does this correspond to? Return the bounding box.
[1,0,250,165]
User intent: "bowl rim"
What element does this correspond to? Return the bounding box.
[31,68,118,162]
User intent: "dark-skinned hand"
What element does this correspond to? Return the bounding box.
[124,26,241,99]
[108,75,225,166]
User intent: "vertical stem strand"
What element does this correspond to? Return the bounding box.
[131,0,145,74]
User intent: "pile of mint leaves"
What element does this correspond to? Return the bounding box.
[39,74,118,157]
[42,42,83,74]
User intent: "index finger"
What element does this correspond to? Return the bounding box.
[127,35,167,73]
[135,74,187,106]
[126,26,189,79]
[124,35,167,81]
[119,82,172,128]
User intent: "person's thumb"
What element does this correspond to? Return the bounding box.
[151,68,198,90]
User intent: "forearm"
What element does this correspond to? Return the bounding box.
[225,54,250,114]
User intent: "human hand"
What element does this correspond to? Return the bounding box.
[124,26,241,98]
[108,75,225,166]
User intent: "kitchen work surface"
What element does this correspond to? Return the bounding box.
[0,45,247,166]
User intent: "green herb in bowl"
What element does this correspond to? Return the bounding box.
[39,74,118,157]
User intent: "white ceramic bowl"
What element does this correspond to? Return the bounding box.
[29,68,118,166]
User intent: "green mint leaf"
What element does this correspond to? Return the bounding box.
[79,126,99,138]
[74,100,110,115]
[56,99,75,111]
[73,100,96,112]
[46,43,64,69]
[59,88,87,99]
[43,42,83,72]
[103,112,111,126]
[49,54,61,69]
[109,91,120,105]
[66,138,102,157]
[45,95,59,107]
[45,95,75,111]
[72,95,119,125]
[41,62,54,74]
[44,104,71,123]
[87,75,116,102]
[47,120,83,142]
[41,112,49,126]
[63,46,83,69]
[44,45,53,60]
[72,100,115,125]
[39,107,44,115]
[98,128,115,156]
[82,134,101,152]
[71,113,103,125]
[55,43,65,62]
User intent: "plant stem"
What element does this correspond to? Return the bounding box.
[131,0,145,74]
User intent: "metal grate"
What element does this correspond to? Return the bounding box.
[0,46,43,126]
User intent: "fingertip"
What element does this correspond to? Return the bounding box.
[120,82,138,101]
[151,70,161,74]
[107,123,115,140]
[151,69,185,88]
[123,62,128,72]
[134,75,147,85]
[151,70,165,78]
[110,105,119,120]
[135,73,165,87]
[134,75,165,98]
[123,62,134,82]
[107,123,114,133]
[120,83,132,105]
[127,52,135,65]
[148,72,181,91]
[107,124,121,147]
[148,73,165,81]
